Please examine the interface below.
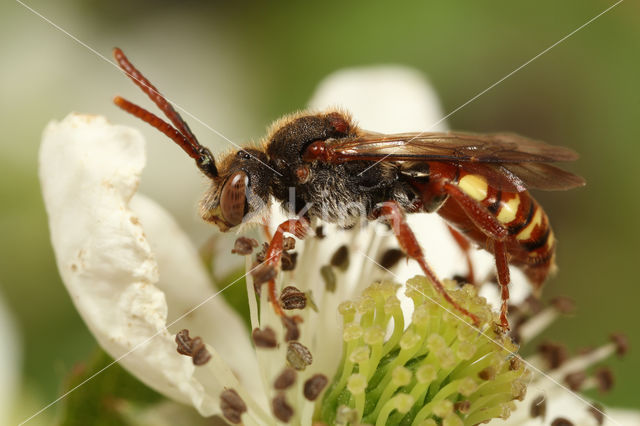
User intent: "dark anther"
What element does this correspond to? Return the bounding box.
[330,245,350,270]
[303,374,328,401]
[321,265,336,292]
[454,400,471,414]
[564,371,587,391]
[272,393,294,422]
[280,286,307,310]
[538,341,568,369]
[220,389,247,424]
[251,263,277,287]
[551,418,574,426]
[255,242,269,263]
[610,333,628,357]
[509,356,522,371]
[587,403,605,426]
[252,327,277,348]
[379,248,405,269]
[287,341,313,370]
[281,251,298,271]
[283,236,296,251]
[175,329,211,366]
[231,236,259,255]
[530,394,546,419]
[315,225,325,239]
[175,329,196,356]
[274,367,297,390]
[478,366,496,381]
[594,367,614,393]
[281,315,302,342]
[551,296,575,314]
[192,347,211,366]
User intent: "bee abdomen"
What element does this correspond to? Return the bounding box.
[454,173,556,280]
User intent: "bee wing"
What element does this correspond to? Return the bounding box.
[498,162,585,191]
[329,131,580,163]
[329,131,584,191]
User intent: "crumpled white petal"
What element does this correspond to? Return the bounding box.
[39,114,260,416]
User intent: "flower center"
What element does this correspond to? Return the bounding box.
[318,276,530,425]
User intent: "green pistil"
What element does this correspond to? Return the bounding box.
[318,277,528,425]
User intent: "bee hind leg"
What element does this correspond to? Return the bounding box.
[373,201,481,326]
[443,183,511,330]
[492,240,511,331]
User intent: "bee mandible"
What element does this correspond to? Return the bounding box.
[112,48,584,329]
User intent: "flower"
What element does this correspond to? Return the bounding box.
[40,67,637,425]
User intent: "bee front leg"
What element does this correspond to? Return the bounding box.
[442,183,511,330]
[263,218,309,318]
[373,201,481,326]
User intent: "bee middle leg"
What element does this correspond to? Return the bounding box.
[263,218,309,317]
[373,201,481,326]
[442,183,511,330]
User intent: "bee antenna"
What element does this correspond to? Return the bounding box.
[112,47,218,178]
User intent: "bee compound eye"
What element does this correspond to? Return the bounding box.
[220,171,248,226]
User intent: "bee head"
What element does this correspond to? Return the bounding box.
[199,148,271,231]
[110,48,272,232]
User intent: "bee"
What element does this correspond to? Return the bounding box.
[112,48,584,329]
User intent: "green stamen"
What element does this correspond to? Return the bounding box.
[318,276,528,425]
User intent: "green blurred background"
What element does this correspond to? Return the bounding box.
[1,0,639,423]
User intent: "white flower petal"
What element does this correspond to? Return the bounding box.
[39,114,259,416]
[308,65,447,133]
[130,194,263,400]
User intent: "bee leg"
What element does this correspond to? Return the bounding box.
[442,183,511,330]
[263,218,309,317]
[374,201,481,326]
[493,240,511,330]
[446,225,475,285]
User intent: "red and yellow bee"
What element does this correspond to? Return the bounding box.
[113,47,585,329]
